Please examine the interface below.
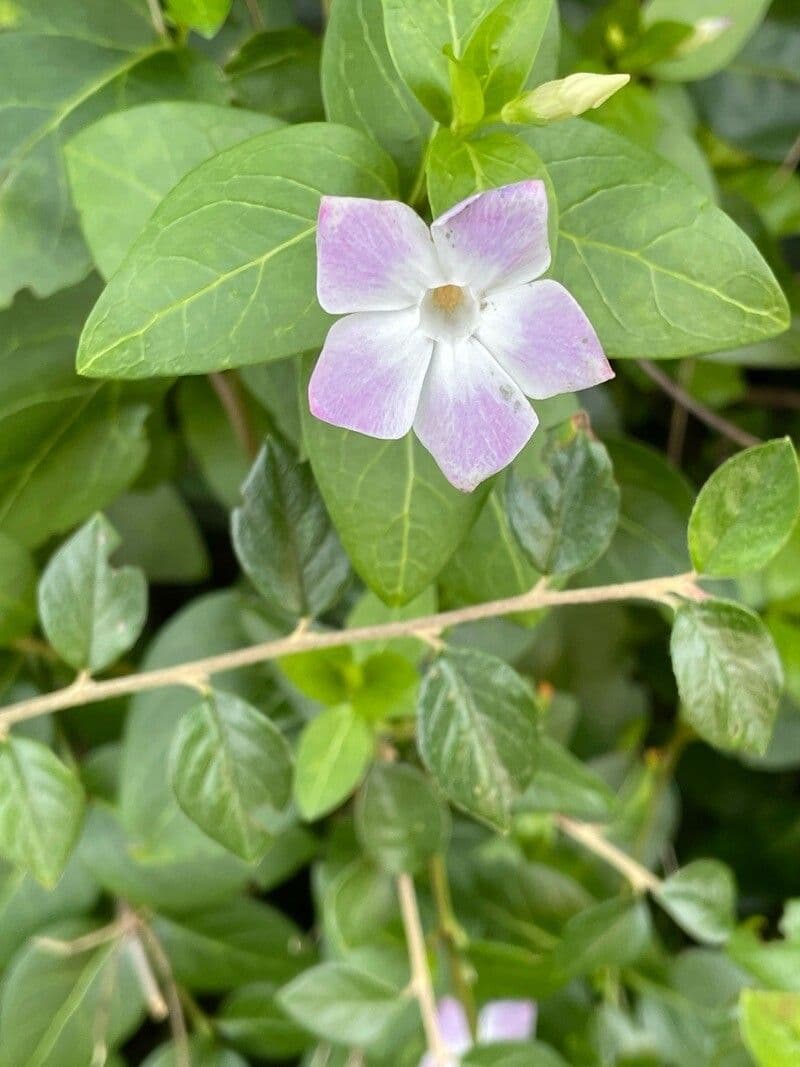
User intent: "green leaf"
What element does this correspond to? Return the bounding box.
[426,128,557,254]
[355,762,450,874]
[553,897,651,979]
[66,102,281,279]
[525,119,789,359]
[446,44,485,129]
[467,940,560,1001]
[0,919,144,1067]
[688,439,800,577]
[170,689,293,862]
[0,33,226,306]
[322,0,432,193]
[465,1043,571,1067]
[0,280,150,548]
[654,859,736,945]
[0,737,85,888]
[167,0,232,36]
[226,28,324,123]
[353,651,419,721]
[741,990,800,1067]
[232,439,350,619]
[670,598,783,755]
[3,0,154,48]
[507,423,619,576]
[216,983,308,1060]
[645,0,771,81]
[77,124,396,379]
[461,0,554,116]
[294,705,374,821]
[0,534,37,644]
[729,924,800,992]
[279,645,353,706]
[106,485,210,585]
[418,647,540,830]
[302,359,488,604]
[151,897,312,991]
[347,585,437,663]
[514,736,617,821]
[38,514,147,673]
[277,962,408,1046]
[141,1037,248,1067]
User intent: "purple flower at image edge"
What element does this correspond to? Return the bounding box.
[309,182,613,492]
[419,997,537,1066]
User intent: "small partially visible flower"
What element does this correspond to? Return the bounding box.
[674,15,733,56]
[501,73,630,125]
[310,182,612,492]
[419,997,536,1066]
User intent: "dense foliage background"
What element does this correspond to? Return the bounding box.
[1,0,800,1064]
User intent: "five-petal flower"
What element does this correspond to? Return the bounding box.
[419,996,537,1066]
[309,181,613,492]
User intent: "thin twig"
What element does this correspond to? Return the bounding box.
[744,386,800,412]
[397,873,450,1065]
[125,932,169,1021]
[208,371,259,458]
[637,359,760,450]
[138,923,190,1067]
[0,573,698,729]
[91,945,120,1067]
[555,815,661,894]
[777,130,800,180]
[429,854,477,1035]
[146,0,167,36]
[244,0,265,29]
[667,359,694,465]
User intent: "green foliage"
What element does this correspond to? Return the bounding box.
[294,705,374,820]
[654,859,737,944]
[38,514,147,672]
[741,990,800,1067]
[0,534,37,644]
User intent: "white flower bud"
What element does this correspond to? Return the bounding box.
[502,73,631,126]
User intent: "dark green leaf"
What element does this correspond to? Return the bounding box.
[170,689,293,862]
[77,124,396,379]
[418,647,540,830]
[654,859,737,945]
[141,1037,248,1067]
[553,897,651,979]
[232,439,349,619]
[355,762,449,874]
[688,438,800,577]
[226,28,324,122]
[294,704,374,820]
[671,598,783,754]
[216,983,308,1060]
[38,514,147,673]
[465,1043,571,1067]
[514,736,617,821]
[0,534,37,644]
[106,486,210,585]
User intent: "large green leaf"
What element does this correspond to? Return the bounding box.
[514,735,617,821]
[418,647,540,830]
[216,983,308,1060]
[2,0,154,48]
[645,0,771,81]
[670,598,783,755]
[170,689,293,861]
[0,737,85,887]
[38,514,147,673]
[225,27,324,123]
[106,485,210,585]
[232,439,350,619]
[741,990,800,1067]
[66,102,281,278]
[0,280,150,548]
[0,919,144,1067]
[302,358,488,605]
[0,534,37,644]
[322,0,432,193]
[654,859,736,945]
[526,119,789,358]
[77,124,396,379]
[688,438,800,577]
[552,897,651,979]
[0,32,226,306]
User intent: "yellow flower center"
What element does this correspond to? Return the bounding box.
[430,284,464,314]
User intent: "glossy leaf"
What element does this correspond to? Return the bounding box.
[226,28,324,123]
[294,705,374,821]
[355,762,450,874]
[553,897,651,979]
[418,647,540,830]
[654,859,736,945]
[671,598,783,755]
[688,438,800,577]
[167,0,232,36]
[38,514,147,673]
[170,689,293,861]
[232,439,350,619]
[77,124,396,379]
[0,737,85,888]
[514,736,617,821]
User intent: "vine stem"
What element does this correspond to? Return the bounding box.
[0,573,699,730]
[637,359,761,450]
[146,0,167,36]
[555,815,661,894]
[208,371,259,458]
[429,854,478,1036]
[397,873,450,1065]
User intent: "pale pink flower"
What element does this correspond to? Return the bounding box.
[419,996,537,1065]
[309,182,612,492]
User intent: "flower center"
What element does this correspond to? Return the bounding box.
[419,283,480,343]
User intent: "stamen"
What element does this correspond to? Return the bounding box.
[431,284,463,314]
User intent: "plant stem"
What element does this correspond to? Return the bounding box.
[429,854,478,1036]
[146,0,168,36]
[244,0,265,29]
[208,371,259,458]
[397,872,449,1065]
[0,573,698,730]
[555,815,661,894]
[637,359,760,450]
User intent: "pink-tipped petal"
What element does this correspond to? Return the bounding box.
[308,308,432,438]
[478,279,613,399]
[478,1000,537,1044]
[316,196,441,313]
[431,181,550,294]
[414,337,538,492]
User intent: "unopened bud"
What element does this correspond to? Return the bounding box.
[674,15,733,56]
[502,73,631,126]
